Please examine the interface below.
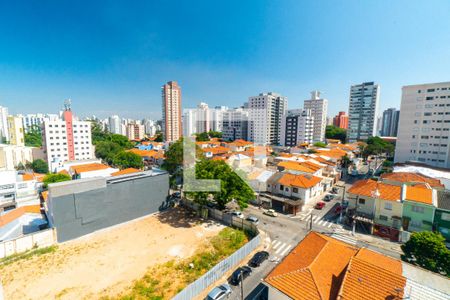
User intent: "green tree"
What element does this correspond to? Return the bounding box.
[313,141,327,148]
[110,134,134,149]
[362,136,395,159]
[401,231,450,276]
[24,125,43,147]
[325,125,347,143]
[43,173,71,189]
[30,159,48,173]
[113,151,144,169]
[154,131,163,142]
[90,121,109,145]
[196,132,210,141]
[95,141,123,164]
[208,131,222,138]
[162,138,204,174]
[184,160,254,209]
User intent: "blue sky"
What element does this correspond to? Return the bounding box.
[0,0,449,119]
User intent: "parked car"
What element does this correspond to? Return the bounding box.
[324,194,334,202]
[263,209,278,217]
[331,187,339,194]
[334,205,343,215]
[231,211,244,219]
[205,284,232,300]
[315,202,326,210]
[230,266,252,285]
[249,251,269,267]
[246,216,259,225]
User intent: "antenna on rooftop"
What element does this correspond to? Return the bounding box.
[64,99,72,111]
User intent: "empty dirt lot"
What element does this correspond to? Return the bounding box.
[0,208,224,300]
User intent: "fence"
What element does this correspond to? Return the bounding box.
[172,234,261,300]
[0,228,56,259]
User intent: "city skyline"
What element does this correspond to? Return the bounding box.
[1,1,450,118]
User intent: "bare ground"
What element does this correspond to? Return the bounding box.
[0,208,224,300]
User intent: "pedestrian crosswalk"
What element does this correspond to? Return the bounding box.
[293,213,336,228]
[330,233,358,246]
[269,239,293,262]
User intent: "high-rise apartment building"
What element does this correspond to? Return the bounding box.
[333,111,349,129]
[42,101,94,169]
[281,109,314,146]
[108,115,122,135]
[222,107,249,141]
[162,81,182,142]
[0,106,9,143]
[182,102,227,137]
[348,82,380,142]
[7,116,25,146]
[248,92,287,145]
[395,81,450,168]
[381,108,400,137]
[126,123,145,141]
[303,91,328,142]
[19,113,59,133]
[143,119,157,136]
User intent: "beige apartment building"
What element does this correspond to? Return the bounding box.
[395,81,450,168]
[162,81,182,142]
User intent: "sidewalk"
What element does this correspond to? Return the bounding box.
[353,231,402,254]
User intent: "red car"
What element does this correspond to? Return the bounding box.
[315,202,326,210]
[334,205,343,214]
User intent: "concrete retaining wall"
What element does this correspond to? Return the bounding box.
[0,228,55,259]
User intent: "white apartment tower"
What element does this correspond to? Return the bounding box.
[0,106,9,143]
[348,82,380,142]
[42,101,94,170]
[248,92,287,145]
[395,81,450,169]
[108,115,122,135]
[281,109,314,146]
[303,91,328,142]
[162,81,182,142]
[182,103,227,137]
[222,107,249,141]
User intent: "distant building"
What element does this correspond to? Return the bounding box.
[304,91,328,142]
[248,92,287,145]
[0,106,9,143]
[348,82,380,142]
[182,103,227,137]
[0,170,40,211]
[332,111,348,129]
[42,101,94,171]
[126,123,145,140]
[222,107,249,141]
[395,81,450,168]
[0,144,39,170]
[281,109,314,146]
[20,113,59,133]
[142,119,157,136]
[381,108,400,137]
[162,81,182,142]
[7,116,25,146]
[108,115,122,135]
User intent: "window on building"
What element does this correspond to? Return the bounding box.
[379,215,388,221]
[384,202,392,210]
[412,206,424,213]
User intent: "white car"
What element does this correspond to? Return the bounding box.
[263,209,278,217]
[231,211,244,219]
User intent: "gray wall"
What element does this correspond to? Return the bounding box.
[48,172,169,242]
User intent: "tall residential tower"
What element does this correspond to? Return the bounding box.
[381,108,400,137]
[162,81,182,142]
[347,82,380,142]
[303,91,328,142]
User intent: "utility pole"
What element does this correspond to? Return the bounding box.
[310,214,313,231]
[240,270,244,300]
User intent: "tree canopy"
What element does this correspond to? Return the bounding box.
[401,231,450,276]
[95,141,124,165]
[325,125,347,143]
[24,125,42,147]
[154,131,163,142]
[113,151,144,169]
[43,173,71,189]
[184,160,254,209]
[313,141,327,148]
[362,136,395,159]
[29,159,48,173]
[162,138,204,174]
[195,130,223,141]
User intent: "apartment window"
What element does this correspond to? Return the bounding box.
[426,96,434,100]
[358,198,365,205]
[384,202,392,210]
[379,215,388,221]
[279,185,284,191]
[412,206,424,213]
[410,220,422,228]
[293,188,299,193]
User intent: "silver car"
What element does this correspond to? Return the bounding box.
[206,284,232,300]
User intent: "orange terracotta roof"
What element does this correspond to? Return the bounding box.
[128,148,164,159]
[111,168,141,176]
[202,146,230,155]
[316,148,347,159]
[266,232,358,300]
[0,205,41,227]
[228,139,253,147]
[405,185,433,205]
[21,173,35,181]
[348,179,401,202]
[338,257,406,300]
[301,161,322,171]
[70,163,110,173]
[58,169,70,176]
[33,173,46,182]
[278,173,322,189]
[380,172,444,188]
[354,248,402,274]
[278,161,316,173]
